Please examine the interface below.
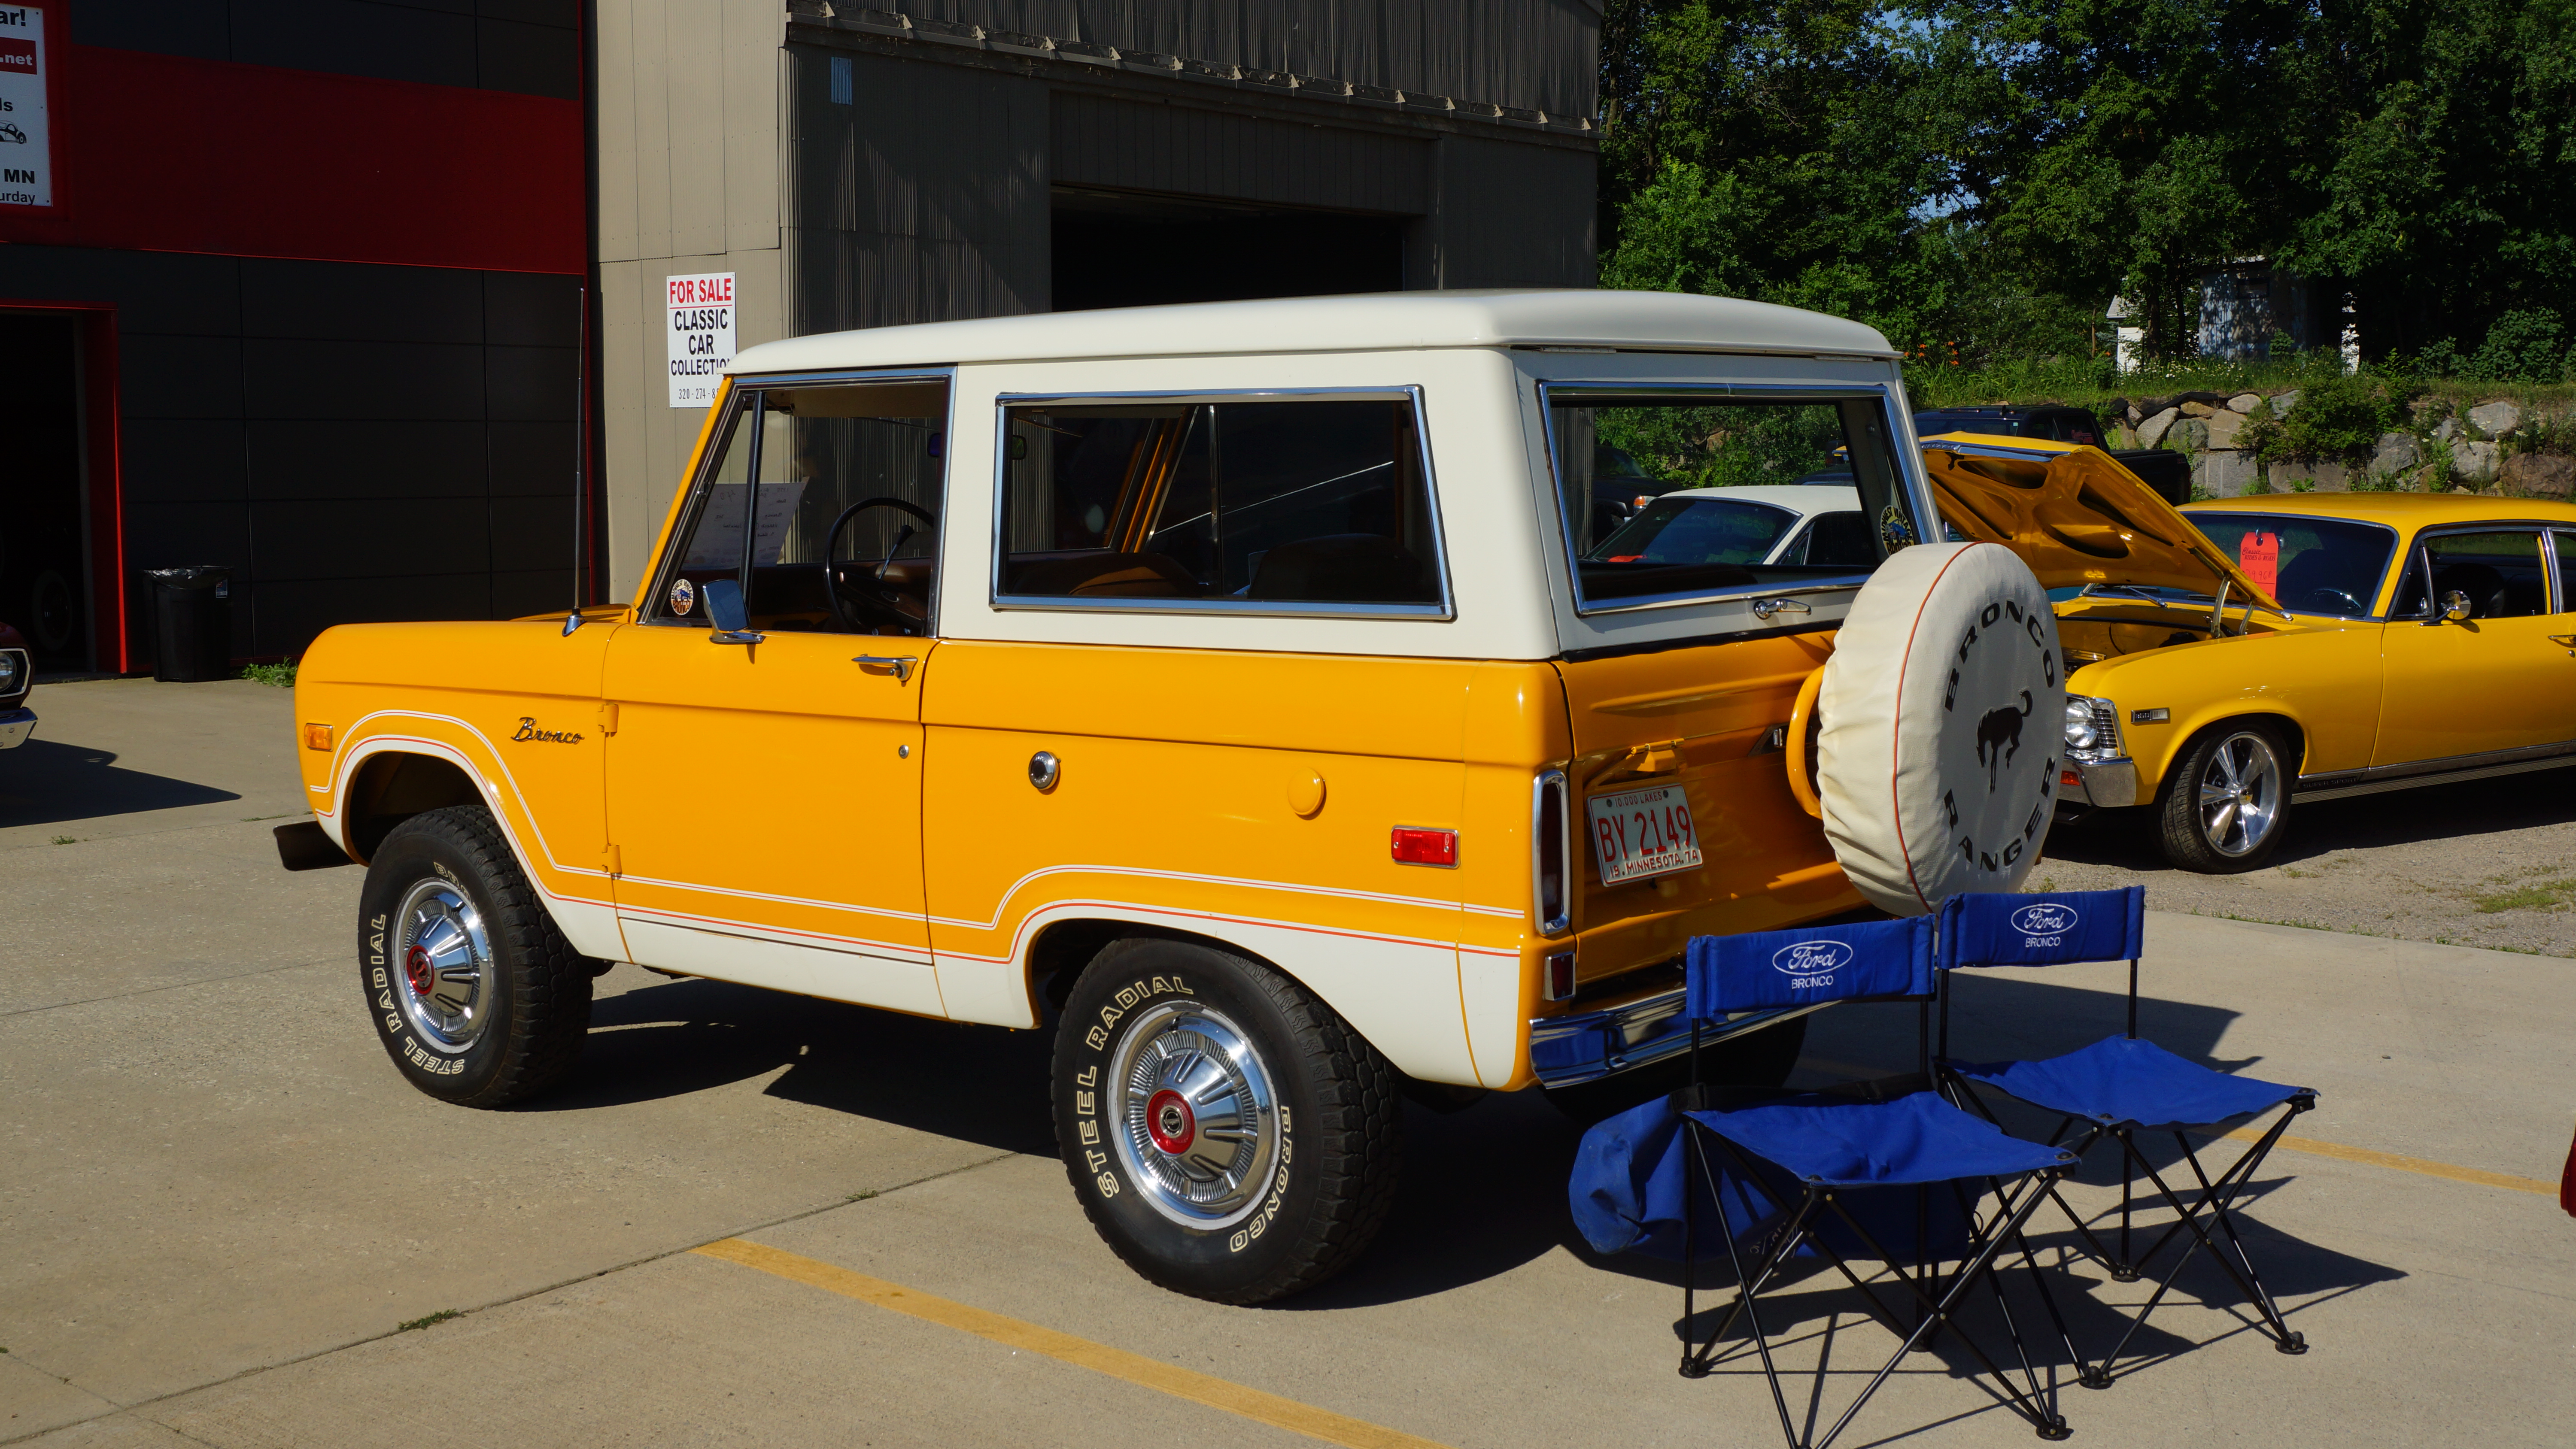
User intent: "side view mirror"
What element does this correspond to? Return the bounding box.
[2437,589,2473,624]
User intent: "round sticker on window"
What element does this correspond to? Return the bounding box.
[668,577,696,617]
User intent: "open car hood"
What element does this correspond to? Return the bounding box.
[1919,435,2282,611]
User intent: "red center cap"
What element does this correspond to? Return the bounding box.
[403,945,434,998]
[1145,1089,1195,1155]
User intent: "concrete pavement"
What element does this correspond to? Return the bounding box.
[3,677,2570,1447]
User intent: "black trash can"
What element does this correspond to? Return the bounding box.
[145,566,234,682]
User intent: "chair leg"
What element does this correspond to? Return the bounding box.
[2092,1109,2309,1374]
[1809,1177,2074,1446]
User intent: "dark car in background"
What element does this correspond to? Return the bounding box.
[0,622,34,750]
[1914,404,2193,505]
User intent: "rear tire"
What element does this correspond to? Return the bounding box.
[2155,721,2293,873]
[1051,938,1400,1304]
[357,805,595,1107]
[1543,1014,1809,1123]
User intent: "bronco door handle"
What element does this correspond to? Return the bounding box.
[853,654,917,682]
[1750,597,1813,621]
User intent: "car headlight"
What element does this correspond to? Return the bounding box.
[0,649,24,697]
[2062,695,2122,762]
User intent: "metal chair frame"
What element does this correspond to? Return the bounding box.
[1936,919,2318,1387]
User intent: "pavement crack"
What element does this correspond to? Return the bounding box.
[0,1149,1021,1447]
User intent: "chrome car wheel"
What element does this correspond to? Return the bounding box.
[392,878,492,1052]
[1107,1000,1280,1229]
[2196,730,2283,858]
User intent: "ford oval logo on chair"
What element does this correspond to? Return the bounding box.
[1771,939,1855,982]
[2010,903,2080,939]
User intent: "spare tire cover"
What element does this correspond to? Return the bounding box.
[1817,542,2064,915]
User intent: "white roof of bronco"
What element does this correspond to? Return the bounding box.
[726,289,1900,373]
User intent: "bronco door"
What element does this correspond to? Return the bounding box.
[602,376,949,1013]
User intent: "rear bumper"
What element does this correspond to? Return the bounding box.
[2059,755,2137,809]
[1529,986,1826,1088]
[0,707,33,749]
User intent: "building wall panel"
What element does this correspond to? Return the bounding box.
[1052,91,1430,213]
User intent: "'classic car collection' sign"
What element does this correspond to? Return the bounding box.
[667,272,736,408]
[0,3,55,209]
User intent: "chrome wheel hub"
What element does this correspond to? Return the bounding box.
[392,879,493,1052]
[2196,732,2282,858]
[1108,1001,1280,1228]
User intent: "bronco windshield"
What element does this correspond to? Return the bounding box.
[2180,512,2400,619]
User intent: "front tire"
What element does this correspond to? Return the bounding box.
[358,805,595,1107]
[2156,722,2293,873]
[1051,938,1400,1304]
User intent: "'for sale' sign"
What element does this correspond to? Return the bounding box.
[667,273,735,409]
[0,3,55,209]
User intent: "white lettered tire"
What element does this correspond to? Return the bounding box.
[1816,542,2064,914]
[1051,938,1401,1303]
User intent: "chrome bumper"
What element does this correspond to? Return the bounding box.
[0,707,33,750]
[2060,755,2136,809]
[1529,987,1826,1089]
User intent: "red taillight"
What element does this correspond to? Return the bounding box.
[1533,770,1570,936]
[1543,950,1577,1002]
[2061,768,2082,789]
[1390,827,1458,867]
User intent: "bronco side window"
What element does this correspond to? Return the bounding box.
[1546,389,1918,614]
[650,376,949,637]
[993,395,1446,613]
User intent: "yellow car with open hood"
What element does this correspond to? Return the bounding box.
[289,292,2136,1303]
[1922,434,2576,872]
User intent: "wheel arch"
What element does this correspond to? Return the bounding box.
[343,749,488,862]
[2147,710,2307,804]
[1009,912,1480,1088]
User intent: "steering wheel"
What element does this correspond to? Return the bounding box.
[821,497,938,633]
[2304,586,2366,617]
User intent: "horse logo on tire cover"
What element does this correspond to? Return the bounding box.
[1976,691,2034,791]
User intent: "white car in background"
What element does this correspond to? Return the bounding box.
[1586,481,1872,571]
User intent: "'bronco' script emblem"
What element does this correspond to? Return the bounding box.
[511,717,584,744]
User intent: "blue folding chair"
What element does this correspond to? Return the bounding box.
[1935,888,2318,1384]
[1573,915,2081,1447]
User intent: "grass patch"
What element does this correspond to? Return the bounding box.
[2469,876,2576,914]
[397,1309,462,1333]
[847,1189,880,1203]
[240,660,297,688]
[240,812,303,822]
[49,836,75,846]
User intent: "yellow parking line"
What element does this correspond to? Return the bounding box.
[691,1238,1457,1449]
[2218,1127,2557,1196]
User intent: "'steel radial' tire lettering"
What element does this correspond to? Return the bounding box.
[357,804,595,1107]
[1052,938,1401,1304]
[1816,541,2065,913]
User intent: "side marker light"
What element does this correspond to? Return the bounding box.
[1389,827,1458,867]
[2131,707,2170,724]
[1543,951,1577,1002]
[302,723,334,751]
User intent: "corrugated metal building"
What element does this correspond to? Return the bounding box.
[0,2,1598,668]
[596,0,1600,599]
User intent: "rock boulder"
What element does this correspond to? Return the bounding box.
[2202,410,2248,450]
[2452,440,2501,485]
[2369,433,2420,478]
[2501,452,2574,500]
[2467,401,2523,438]
[2180,400,2217,418]
[2270,390,2301,415]
[2136,407,2181,449]
[2226,393,2263,414]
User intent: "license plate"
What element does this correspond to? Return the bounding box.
[1586,784,1704,886]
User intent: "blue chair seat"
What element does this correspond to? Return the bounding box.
[1952,1035,2307,1131]
[1690,1088,2075,1187]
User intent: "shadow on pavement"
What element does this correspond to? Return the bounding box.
[2044,767,2576,872]
[0,737,242,828]
[541,976,1054,1156]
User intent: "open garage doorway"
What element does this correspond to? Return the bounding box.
[1050,188,1407,312]
[0,312,92,673]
